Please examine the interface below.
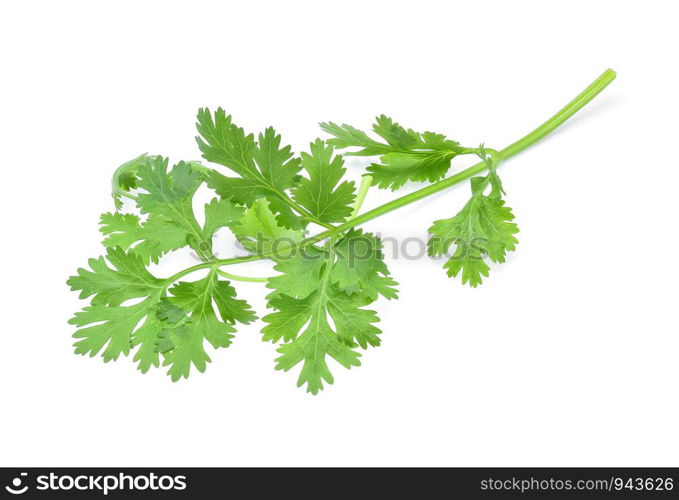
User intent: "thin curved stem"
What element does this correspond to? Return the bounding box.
[499,69,616,160]
[216,269,271,283]
[351,175,373,219]
[164,254,263,284]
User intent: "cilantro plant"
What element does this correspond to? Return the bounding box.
[68,69,616,393]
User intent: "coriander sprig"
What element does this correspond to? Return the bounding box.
[69,69,616,393]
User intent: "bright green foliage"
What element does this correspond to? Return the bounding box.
[67,247,164,306]
[196,108,304,229]
[428,154,519,287]
[291,139,356,223]
[67,248,166,364]
[266,245,326,299]
[263,230,397,394]
[68,249,255,379]
[69,295,164,364]
[136,158,202,218]
[70,104,536,394]
[321,115,465,190]
[230,199,303,255]
[67,248,166,363]
[70,109,482,393]
[330,229,398,300]
[111,154,207,210]
[67,66,619,393]
[135,158,206,251]
[101,159,244,261]
[267,291,363,394]
[99,212,189,264]
[70,153,254,380]
[157,271,256,381]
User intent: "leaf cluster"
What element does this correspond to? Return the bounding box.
[68,110,518,393]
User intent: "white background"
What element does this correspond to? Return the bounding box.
[1,0,677,467]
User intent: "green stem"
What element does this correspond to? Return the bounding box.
[304,68,616,245]
[351,175,373,218]
[164,254,262,284]
[217,269,270,283]
[499,69,616,160]
[162,69,615,281]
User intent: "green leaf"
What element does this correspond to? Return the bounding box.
[158,326,212,381]
[69,295,163,363]
[263,231,398,394]
[68,249,255,380]
[132,311,167,373]
[196,108,303,228]
[133,157,248,258]
[159,271,256,381]
[202,198,244,238]
[230,199,303,255]
[372,114,423,149]
[264,290,364,395]
[368,149,456,190]
[136,158,203,234]
[141,157,203,204]
[102,191,242,264]
[319,122,387,156]
[428,172,519,287]
[68,249,171,369]
[322,115,464,190]
[291,139,356,223]
[204,175,264,205]
[195,108,257,181]
[67,247,164,306]
[266,245,326,299]
[99,212,189,264]
[252,126,301,190]
[326,292,382,349]
[330,229,398,300]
